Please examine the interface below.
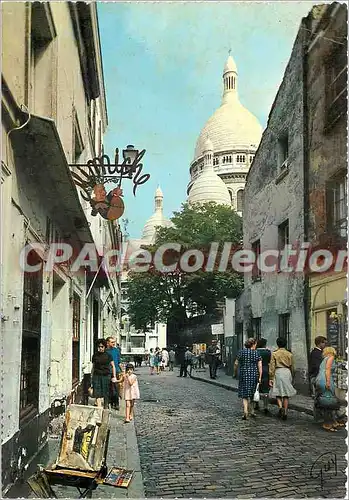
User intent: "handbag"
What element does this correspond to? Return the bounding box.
[317,390,340,410]
[253,383,260,402]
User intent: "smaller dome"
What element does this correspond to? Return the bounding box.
[142,213,172,242]
[224,55,237,74]
[142,186,173,243]
[188,169,231,206]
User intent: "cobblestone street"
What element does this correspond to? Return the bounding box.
[134,368,347,498]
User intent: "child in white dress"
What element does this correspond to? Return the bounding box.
[124,364,140,423]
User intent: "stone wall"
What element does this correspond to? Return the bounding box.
[238,26,309,391]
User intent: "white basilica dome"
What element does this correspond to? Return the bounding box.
[142,186,173,243]
[194,56,262,160]
[187,55,263,212]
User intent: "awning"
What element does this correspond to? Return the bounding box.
[10,113,94,245]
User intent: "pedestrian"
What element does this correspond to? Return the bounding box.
[185,347,193,377]
[309,335,327,422]
[161,348,169,370]
[199,351,206,369]
[154,347,161,374]
[235,338,262,420]
[309,336,327,395]
[91,339,117,409]
[149,348,155,375]
[207,339,220,379]
[106,336,122,410]
[123,363,140,423]
[256,338,272,414]
[177,346,187,377]
[314,347,344,432]
[269,337,297,420]
[168,348,176,371]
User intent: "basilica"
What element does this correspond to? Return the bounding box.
[187,54,263,215]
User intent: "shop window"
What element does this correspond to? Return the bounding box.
[72,293,81,387]
[279,313,290,350]
[252,317,261,340]
[325,39,347,130]
[252,239,261,281]
[20,250,43,421]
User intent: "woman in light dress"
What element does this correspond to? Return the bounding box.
[124,363,140,423]
[269,337,296,420]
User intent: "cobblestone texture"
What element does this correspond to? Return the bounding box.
[134,368,347,498]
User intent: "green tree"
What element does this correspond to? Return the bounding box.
[127,202,243,331]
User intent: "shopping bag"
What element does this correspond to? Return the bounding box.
[253,383,260,402]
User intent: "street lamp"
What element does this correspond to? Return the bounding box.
[123,145,138,165]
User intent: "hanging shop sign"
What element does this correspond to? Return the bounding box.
[70,146,149,221]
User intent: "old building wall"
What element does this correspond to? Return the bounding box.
[307,4,347,246]
[241,28,309,388]
[1,4,27,104]
[306,3,347,360]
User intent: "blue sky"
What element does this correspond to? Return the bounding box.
[98,1,319,238]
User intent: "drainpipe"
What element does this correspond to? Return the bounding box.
[302,18,311,392]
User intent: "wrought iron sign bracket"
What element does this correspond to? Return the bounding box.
[69,146,149,221]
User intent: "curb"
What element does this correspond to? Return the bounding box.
[190,374,314,416]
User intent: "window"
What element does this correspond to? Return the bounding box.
[249,155,254,164]
[228,189,233,204]
[72,294,81,386]
[325,39,347,129]
[326,174,347,239]
[278,219,289,250]
[251,239,261,281]
[278,133,289,170]
[279,313,290,349]
[236,189,244,212]
[278,220,290,271]
[236,154,246,163]
[252,317,261,340]
[72,110,84,164]
[20,250,43,421]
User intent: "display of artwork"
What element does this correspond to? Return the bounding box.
[104,467,134,488]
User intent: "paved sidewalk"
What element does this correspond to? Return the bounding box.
[6,400,144,498]
[190,367,315,415]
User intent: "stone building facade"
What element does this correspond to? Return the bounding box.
[306,3,347,353]
[1,2,121,491]
[235,21,309,390]
[235,2,347,393]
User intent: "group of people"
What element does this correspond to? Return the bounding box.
[148,347,171,374]
[235,337,296,420]
[234,336,346,430]
[309,336,346,432]
[90,336,140,423]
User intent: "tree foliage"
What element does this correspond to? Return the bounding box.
[126,202,243,330]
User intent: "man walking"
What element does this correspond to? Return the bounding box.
[177,346,187,377]
[207,339,220,379]
[309,336,327,393]
[168,347,176,371]
[309,336,327,422]
[106,336,121,410]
